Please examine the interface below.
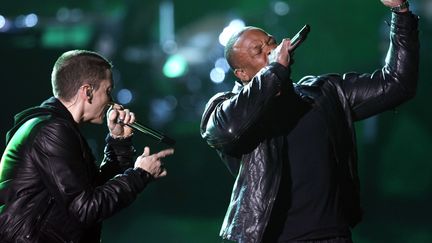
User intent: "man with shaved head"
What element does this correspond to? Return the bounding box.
[201,1,419,242]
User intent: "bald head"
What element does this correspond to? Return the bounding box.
[224,27,277,83]
[224,26,265,70]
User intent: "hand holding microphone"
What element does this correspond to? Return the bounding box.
[268,24,310,67]
[107,103,135,139]
[107,103,176,180]
[107,102,176,146]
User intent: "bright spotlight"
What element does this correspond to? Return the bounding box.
[210,67,225,83]
[24,13,38,27]
[163,54,188,78]
[0,15,6,29]
[218,19,245,46]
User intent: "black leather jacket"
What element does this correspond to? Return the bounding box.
[0,97,151,243]
[200,12,419,243]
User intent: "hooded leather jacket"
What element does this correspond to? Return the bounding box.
[200,12,419,243]
[0,97,151,243]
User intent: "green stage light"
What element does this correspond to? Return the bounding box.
[42,24,92,48]
[163,54,188,78]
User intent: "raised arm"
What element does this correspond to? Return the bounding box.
[335,3,419,121]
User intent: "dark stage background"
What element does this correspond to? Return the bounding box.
[1,0,431,242]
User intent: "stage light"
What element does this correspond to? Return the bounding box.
[159,1,175,54]
[117,88,133,105]
[42,25,92,48]
[24,13,38,28]
[0,15,6,29]
[163,54,188,78]
[0,16,11,32]
[273,1,290,16]
[210,67,225,83]
[218,19,245,46]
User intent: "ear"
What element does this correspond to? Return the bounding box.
[81,84,93,104]
[234,69,250,84]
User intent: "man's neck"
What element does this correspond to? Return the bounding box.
[58,97,84,124]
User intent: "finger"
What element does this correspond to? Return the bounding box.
[122,109,132,124]
[109,104,127,124]
[143,146,150,157]
[282,38,295,52]
[157,148,175,158]
[106,104,114,116]
[129,112,136,124]
[116,110,126,123]
[108,108,119,122]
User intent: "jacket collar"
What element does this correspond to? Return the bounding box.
[6,97,76,144]
[232,80,243,94]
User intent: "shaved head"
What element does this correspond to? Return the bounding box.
[224,26,262,70]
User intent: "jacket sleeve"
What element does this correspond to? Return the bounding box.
[97,134,137,184]
[200,62,293,154]
[332,12,419,121]
[32,121,150,226]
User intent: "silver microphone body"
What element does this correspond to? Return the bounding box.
[124,121,176,146]
[290,24,310,53]
[268,24,310,63]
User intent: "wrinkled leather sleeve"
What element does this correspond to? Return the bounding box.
[97,135,137,184]
[32,121,149,226]
[201,62,293,154]
[333,12,419,121]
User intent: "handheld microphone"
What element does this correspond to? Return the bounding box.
[121,120,176,147]
[109,102,176,146]
[268,24,310,63]
[290,24,311,52]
